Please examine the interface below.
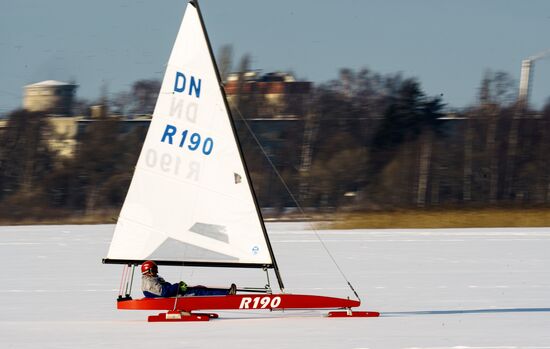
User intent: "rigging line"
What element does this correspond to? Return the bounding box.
[123,265,130,296]
[172,281,182,311]
[229,102,361,302]
[126,265,135,297]
[119,265,128,296]
[173,260,188,311]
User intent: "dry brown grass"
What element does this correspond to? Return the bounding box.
[0,210,119,226]
[326,208,550,229]
[1,207,550,229]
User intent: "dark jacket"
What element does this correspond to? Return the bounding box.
[141,275,179,298]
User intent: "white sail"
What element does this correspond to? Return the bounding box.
[105,2,272,265]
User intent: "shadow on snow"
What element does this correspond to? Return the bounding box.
[382,307,550,317]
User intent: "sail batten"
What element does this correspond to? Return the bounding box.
[105,2,274,268]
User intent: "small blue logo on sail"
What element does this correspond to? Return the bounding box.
[251,245,259,255]
[173,71,201,98]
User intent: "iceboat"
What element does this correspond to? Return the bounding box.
[103,0,379,322]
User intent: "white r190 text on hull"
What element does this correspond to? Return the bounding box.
[239,296,281,309]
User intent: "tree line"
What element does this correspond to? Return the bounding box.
[1,66,549,221]
[233,66,550,211]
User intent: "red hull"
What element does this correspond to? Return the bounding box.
[118,293,360,312]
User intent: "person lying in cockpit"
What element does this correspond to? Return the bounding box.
[140,260,237,298]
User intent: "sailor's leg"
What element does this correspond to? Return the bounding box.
[185,286,231,296]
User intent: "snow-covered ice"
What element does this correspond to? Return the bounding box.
[1,223,549,348]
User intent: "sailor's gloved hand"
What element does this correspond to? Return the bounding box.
[179,281,188,293]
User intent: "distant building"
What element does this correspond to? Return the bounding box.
[23,80,77,116]
[14,74,311,162]
[223,72,312,202]
[45,113,151,159]
[47,116,84,158]
[224,72,311,119]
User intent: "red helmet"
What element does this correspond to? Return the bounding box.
[141,260,158,275]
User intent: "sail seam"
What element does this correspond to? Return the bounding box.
[133,165,256,205]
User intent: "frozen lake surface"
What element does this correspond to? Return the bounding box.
[1,223,549,348]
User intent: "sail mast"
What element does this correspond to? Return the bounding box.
[191,0,285,291]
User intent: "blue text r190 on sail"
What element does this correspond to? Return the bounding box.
[161,125,214,156]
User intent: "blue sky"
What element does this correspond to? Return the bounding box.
[1,0,549,114]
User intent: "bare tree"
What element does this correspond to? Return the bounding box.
[112,91,132,116]
[130,79,161,115]
[0,110,54,200]
[463,112,473,202]
[478,70,516,202]
[217,44,233,82]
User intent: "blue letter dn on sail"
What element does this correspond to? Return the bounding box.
[174,72,201,98]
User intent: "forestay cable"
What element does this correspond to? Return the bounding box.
[119,265,128,297]
[229,101,361,302]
